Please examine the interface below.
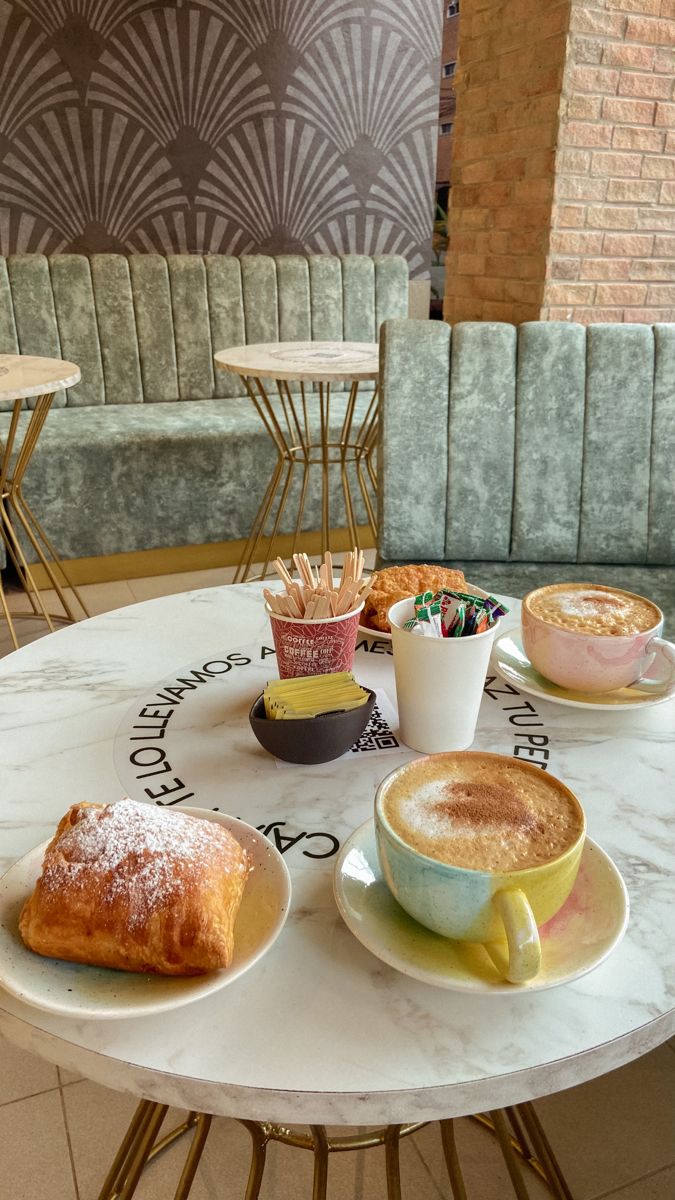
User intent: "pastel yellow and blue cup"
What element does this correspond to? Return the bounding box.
[374,756,586,984]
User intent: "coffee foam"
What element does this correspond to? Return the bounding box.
[382,755,582,873]
[528,583,658,636]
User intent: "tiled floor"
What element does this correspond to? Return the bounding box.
[1,568,674,1200]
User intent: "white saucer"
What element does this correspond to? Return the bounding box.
[0,809,291,1019]
[334,821,629,993]
[492,628,675,710]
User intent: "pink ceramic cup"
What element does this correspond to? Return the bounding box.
[521,584,675,693]
[267,603,364,679]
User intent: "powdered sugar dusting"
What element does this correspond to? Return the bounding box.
[41,799,246,928]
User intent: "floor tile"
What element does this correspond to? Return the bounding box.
[57,1067,84,1087]
[0,1037,60,1106]
[0,1089,76,1200]
[533,1044,675,1199]
[75,579,138,616]
[127,567,235,602]
[603,1165,675,1199]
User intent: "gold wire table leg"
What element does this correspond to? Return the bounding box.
[116,1103,169,1200]
[0,569,19,650]
[173,1113,212,1200]
[488,1109,535,1200]
[384,1124,403,1200]
[439,1120,469,1200]
[310,1125,329,1200]
[238,1119,270,1200]
[1,494,57,632]
[1,393,90,641]
[97,1100,155,1200]
[515,1103,574,1200]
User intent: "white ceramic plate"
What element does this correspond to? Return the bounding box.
[0,809,291,1019]
[493,628,675,710]
[334,820,629,993]
[358,619,392,642]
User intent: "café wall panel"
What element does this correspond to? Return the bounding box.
[511,322,586,563]
[446,323,517,562]
[579,325,654,565]
[378,318,450,563]
[0,2,442,280]
[648,325,675,566]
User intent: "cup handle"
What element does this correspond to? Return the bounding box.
[645,637,675,685]
[482,889,541,984]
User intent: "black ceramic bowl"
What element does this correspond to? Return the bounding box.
[249,688,376,765]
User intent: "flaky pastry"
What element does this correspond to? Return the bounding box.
[363,565,467,633]
[19,800,250,976]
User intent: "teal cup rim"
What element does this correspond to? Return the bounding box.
[374,752,587,879]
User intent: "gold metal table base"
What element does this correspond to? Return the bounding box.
[234,377,378,583]
[98,1102,574,1200]
[0,394,89,649]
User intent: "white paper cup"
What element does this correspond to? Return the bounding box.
[388,595,499,754]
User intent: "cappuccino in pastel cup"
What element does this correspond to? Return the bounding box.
[374,752,586,984]
[522,583,675,693]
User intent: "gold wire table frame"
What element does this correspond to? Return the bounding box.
[214,343,380,584]
[0,381,89,649]
[97,1102,574,1200]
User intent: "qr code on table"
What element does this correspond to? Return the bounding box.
[349,692,399,755]
[273,688,400,768]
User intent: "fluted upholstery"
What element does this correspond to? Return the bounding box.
[0,253,408,561]
[378,319,675,630]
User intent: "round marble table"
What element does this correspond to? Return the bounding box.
[1,581,673,1135]
[0,353,85,648]
[214,343,379,583]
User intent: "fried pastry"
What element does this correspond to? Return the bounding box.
[19,799,250,976]
[364,565,467,633]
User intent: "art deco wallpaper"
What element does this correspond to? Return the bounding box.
[0,0,443,277]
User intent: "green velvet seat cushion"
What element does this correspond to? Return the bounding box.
[2,393,375,561]
[376,558,675,637]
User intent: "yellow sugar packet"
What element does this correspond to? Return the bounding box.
[263,672,369,719]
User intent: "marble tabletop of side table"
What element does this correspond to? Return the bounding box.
[0,353,80,401]
[0,582,673,1125]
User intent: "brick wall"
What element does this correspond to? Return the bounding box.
[543,0,675,322]
[444,0,675,324]
[443,0,570,323]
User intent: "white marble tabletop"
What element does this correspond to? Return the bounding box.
[0,583,673,1124]
[214,341,379,383]
[0,353,80,401]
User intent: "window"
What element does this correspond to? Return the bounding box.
[440,122,453,136]
[442,61,456,78]
[447,1,460,16]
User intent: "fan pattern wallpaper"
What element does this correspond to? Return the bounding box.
[0,0,443,277]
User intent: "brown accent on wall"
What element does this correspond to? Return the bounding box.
[0,0,444,279]
[444,0,568,324]
[445,0,674,325]
[543,0,675,324]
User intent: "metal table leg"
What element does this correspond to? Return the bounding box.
[0,394,89,647]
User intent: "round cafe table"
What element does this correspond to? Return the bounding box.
[214,342,379,584]
[0,352,86,649]
[0,583,673,1199]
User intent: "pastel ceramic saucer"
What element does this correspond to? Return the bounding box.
[492,628,675,710]
[334,820,629,993]
[0,810,291,1019]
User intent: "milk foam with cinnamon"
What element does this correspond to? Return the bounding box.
[382,755,582,873]
[527,583,659,637]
